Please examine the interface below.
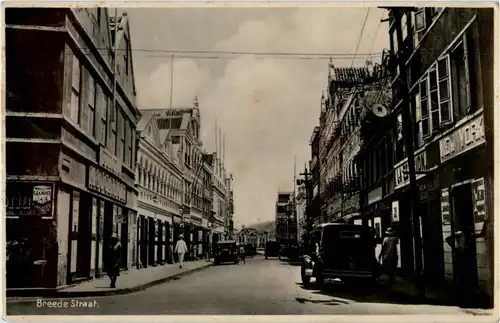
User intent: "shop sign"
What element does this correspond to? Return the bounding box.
[367,186,383,205]
[391,201,399,222]
[472,178,486,223]
[440,188,451,226]
[439,114,485,163]
[342,193,359,214]
[99,147,122,177]
[6,182,54,218]
[87,165,127,203]
[394,150,427,189]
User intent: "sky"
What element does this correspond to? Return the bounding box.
[126,6,389,227]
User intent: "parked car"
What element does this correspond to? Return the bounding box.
[265,241,281,259]
[214,240,239,265]
[301,223,379,287]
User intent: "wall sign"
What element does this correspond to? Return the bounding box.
[368,186,383,205]
[391,201,399,222]
[87,165,127,203]
[342,193,359,214]
[439,114,485,163]
[394,150,427,189]
[471,178,486,223]
[6,182,54,218]
[440,188,451,225]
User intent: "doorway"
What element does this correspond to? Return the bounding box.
[450,182,479,296]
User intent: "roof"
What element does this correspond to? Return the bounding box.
[217,240,236,244]
[331,67,369,84]
[136,110,157,131]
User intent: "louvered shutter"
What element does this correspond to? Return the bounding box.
[419,78,430,138]
[462,35,471,112]
[429,68,440,133]
[437,55,453,125]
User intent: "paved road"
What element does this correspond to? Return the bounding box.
[7,256,476,315]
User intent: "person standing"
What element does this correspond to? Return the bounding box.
[107,233,121,288]
[175,234,188,268]
[239,245,246,264]
[378,227,398,284]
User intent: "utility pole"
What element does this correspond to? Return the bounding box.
[392,7,425,299]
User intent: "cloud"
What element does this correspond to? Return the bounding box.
[133,8,389,226]
[136,59,210,109]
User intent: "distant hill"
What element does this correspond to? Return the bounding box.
[247,220,275,233]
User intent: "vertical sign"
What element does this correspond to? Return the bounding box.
[441,188,451,225]
[471,178,486,223]
[391,201,400,222]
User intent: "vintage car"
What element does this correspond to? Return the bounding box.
[265,241,281,259]
[301,223,379,287]
[214,240,239,265]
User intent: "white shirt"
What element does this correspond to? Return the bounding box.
[175,240,188,253]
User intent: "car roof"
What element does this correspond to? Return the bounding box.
[216,240,236,244]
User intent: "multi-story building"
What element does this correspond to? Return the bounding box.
[275,191,292,244]
[308,127,322,228]
[211,153,228,242]
[225,174,235,238]
[386,7,494,305]
[135,111,184,268]
[147,100,211,260]
[5,8,141,289]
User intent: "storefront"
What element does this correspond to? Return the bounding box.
[6,181,58,288]
[436,111,490,297]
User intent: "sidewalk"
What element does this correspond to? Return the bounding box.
[7,259,212,301]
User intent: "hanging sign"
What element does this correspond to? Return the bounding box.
[472,178,486,223]
[441,188,451,226]
[391,201,400,222]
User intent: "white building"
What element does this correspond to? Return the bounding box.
[135,111,184,267]
[211,152,228,241]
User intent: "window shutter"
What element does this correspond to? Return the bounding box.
[429,68,440,133]
[437,55,453,125]
[462,35,471,113]
[419,78,430,138]
[415,8,426,32]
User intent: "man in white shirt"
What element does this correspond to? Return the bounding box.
[175,234,188,268]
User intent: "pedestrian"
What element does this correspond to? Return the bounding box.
[205,243,211,262]
[239,245,246,264]
[106,233,121,288]
[175,234,188,268]
[378,227,398,284]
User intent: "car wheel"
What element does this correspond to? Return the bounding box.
[265,256,268,259]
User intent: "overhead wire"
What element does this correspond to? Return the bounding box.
[350,8,371,68]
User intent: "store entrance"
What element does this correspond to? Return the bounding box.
[450,182,479,298]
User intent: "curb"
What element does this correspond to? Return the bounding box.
[7,263,213,303]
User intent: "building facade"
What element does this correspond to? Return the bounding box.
[6,8,140,289]
[387,7,494,303]
[135,111,184,268]
[295,183,307,244]
[275,191,292,244]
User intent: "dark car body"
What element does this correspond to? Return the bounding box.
[301,223,379,286]
[265,241,281,259]
[214,240,239,265]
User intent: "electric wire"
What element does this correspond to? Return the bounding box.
[350,8,371,68]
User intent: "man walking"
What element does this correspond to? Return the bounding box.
[175,234,188,268]
[378,227,398,284]
[106,233,121,288]
[239,245,246,264]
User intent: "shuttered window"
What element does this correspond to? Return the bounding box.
[437,55,453,125]
[419,77,430,138]
[429,67,440,133]
[414,8,426,32]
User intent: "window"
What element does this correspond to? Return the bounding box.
[109,101,117,155]
[429,67,440,133]
[98,84,107,145]
[124,36,130,76]
[419,77,430,137]
[395,113,405,162]
[414,8,426,32]
[401,13,408,41]
[127,121,133,167]
[450,37,470,119]
[124,122,130,167]
[415,92,424,148]
[70,52,81,123]
[82,70,96,136]
[117,107,125,161]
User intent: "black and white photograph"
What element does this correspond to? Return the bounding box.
[1,2,497,319]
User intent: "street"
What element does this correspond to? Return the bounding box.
[7,256,475,316]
